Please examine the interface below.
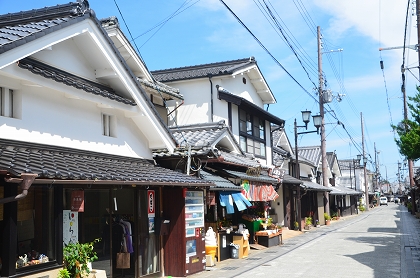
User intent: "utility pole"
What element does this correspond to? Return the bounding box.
[318,26,330,215]
[361,113,369,211]
[374,143,378,192]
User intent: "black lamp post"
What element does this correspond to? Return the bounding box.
[350,155,361,190]
[294,110,321,231]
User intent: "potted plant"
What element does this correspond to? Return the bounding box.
[304,217,312,230]
[324,213,331,225]
[293,221,299,230]
[62,239,100,278]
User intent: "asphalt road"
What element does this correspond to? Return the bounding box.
[191,203,404,278]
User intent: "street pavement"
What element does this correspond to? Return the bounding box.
[186,203,420,278]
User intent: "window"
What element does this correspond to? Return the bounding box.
[102,113,115,137]
[15,186,56,271]
[0,87,13,118]
[239,109,266,157]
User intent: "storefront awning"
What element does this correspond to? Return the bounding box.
[242,182,279,201]
[219,191,252,214]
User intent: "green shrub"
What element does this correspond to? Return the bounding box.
[63,239,100,278]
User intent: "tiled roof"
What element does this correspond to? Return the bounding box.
[298,146,321,166]
[18,57,136,106]
[302,180,331,191]
[200,170,241,191]
[217,86,285,127]
[137,78,182,100]
[329,185,362,195]
[0,1,91,54]
[153,121,262,168]
[171,121,233,149]
[223,169,279,184]
[219,150,261,168]
[282,174,302,185]
[0,138,212,186]
[151,57,257,82]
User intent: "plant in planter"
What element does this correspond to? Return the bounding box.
[304,217,313,230]
[294,221,299,230]
[62,238,100,278]
[324,213,331,225]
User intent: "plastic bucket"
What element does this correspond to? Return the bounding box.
[230,245,239,259]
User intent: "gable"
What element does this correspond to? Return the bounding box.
[0,1,176,152]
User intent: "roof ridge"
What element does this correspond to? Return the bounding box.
[0,0,91,28]
[170,120,227,131]
[151,57,254,73]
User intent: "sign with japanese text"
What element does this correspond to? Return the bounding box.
[63,210,78,246]
[148,190,155,217]
[71,190,84,212]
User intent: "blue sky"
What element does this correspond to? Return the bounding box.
[3,0,417,185]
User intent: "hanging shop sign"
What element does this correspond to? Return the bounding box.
[206,192,216,205]
[148,190,155,217]
[71,190,84,212]
[268,167,285,182]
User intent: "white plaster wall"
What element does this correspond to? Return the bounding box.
[271,187,285,226]
[166,79,213,125]
[0,78,153,159]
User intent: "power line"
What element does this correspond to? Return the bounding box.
[219,0,318,103]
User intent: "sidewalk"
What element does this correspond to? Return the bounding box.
[400,204,420,278]
[188,215,356,278]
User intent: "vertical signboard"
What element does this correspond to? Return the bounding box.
[63,210,78,246]
[147,190,155,217]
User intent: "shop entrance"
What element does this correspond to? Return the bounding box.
[64,187,160,277]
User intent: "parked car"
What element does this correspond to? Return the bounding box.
[379,197,388,206]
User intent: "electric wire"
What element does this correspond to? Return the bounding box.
[219,0,318,103]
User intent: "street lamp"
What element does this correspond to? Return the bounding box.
[294,110,321,231]
[349,155,361,190]
[363,156,368,209]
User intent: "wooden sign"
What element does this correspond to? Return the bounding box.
[71,191,84,212]
[148,190,155,217]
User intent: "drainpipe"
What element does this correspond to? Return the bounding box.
[0,173,37,204]
[208,75,214,122]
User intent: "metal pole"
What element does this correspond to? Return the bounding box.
[294,119,302,231]
[361,112,369,211]
[349,162,352,190]
[318,26,330,215]
[353,160,357,190]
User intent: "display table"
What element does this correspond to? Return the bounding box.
[255,230,282,247]
[232,234,249,259]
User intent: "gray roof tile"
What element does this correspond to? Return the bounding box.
[151,57,256,82]
[18,57,136,106]
[200,170,241,191]
[0,1,91,54]
[0,138,210,185]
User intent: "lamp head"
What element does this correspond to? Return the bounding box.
[312,114,322,133]
[301,110,311,129]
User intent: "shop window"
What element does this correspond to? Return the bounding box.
[14,186,56,270]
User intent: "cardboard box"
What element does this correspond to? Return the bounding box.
[205,255,215,267]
